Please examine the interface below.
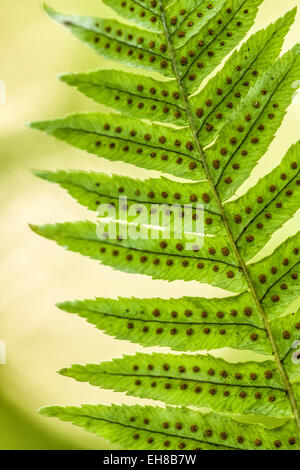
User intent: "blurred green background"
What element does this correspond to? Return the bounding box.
[0,0,299,450]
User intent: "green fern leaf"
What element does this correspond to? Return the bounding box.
[102,0,163,33]
[190,9,296,144]
[57,294,270,354]
[57,291,262,327]
[206,46,300,200]
[40,404,300,450]
[177,0,264,93]
[225,141,300,261]
[59,70,188,126]
[30,113,203,180]
[44,5,173,77]
[34,169,225,236]
[59,352,292,417]
[31,221,247,292]
[249,231,300,310]
[164,0,227,49]
[57,295,299,358]
[31,0,300,450]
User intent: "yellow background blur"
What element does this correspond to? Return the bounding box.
[0,0,299,449]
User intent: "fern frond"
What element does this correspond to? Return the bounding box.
[206,45,300,200]
[34,169,224,235]
[32,0,300,450]
[44,5,173,77]
[57,294,271,354]
[59,352,292,418]
[102,0,163,33]
[176,0,264,93]
[225,141,300,261]
[57,291,262,326]
[249,231,300,307]
[191,9,296,144]
[30,113,204,180]
[40,404,300,450]
[31,221,247,291]
[164,0,227,50]
[59,70,188,126]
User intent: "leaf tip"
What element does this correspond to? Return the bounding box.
[283,6,298,19]
[28,120,49,132]
[38,405,59,418]
[43,4,76,29]
[290,5,298,15]
[58,367,70,377]
[29,223,52,239]
[56,300,69,311]
[29,223,40,235]
[43,3,57,19]
[31,169,49,180]
[57,73,74,84]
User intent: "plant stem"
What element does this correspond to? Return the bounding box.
[160,0,300,432]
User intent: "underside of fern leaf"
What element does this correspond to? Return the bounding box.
[31,0,300,450]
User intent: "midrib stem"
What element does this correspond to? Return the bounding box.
[159,0,300,432]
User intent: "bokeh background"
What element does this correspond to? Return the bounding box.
[0,0,299,450]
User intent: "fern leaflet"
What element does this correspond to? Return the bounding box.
[30,0,300,450]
